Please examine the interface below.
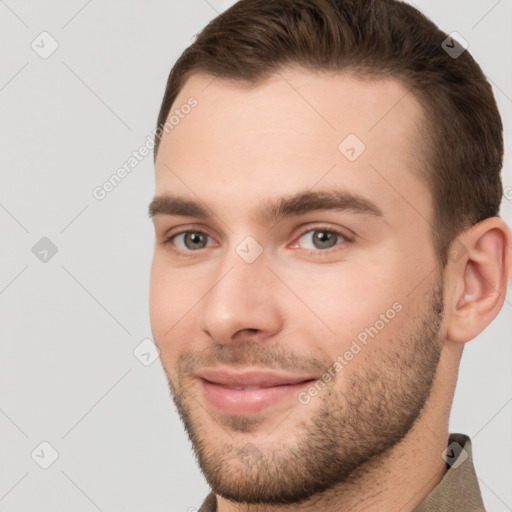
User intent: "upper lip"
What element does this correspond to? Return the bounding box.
[196,367,316,388]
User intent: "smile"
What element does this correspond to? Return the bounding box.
[196,367,317,415]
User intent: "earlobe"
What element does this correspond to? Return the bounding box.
[446,217,512,344]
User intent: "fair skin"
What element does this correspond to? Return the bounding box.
[149,67,511,512]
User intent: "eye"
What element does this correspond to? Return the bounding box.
[169,231,216,251]
[295,228,349,250]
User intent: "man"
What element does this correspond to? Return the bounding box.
[148,0,511,510]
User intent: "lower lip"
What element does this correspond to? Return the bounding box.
[199,379,314,415]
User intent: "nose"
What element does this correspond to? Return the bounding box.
[198,248,283,345]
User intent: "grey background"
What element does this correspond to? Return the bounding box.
[0,0,511,510]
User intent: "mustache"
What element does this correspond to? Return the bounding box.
[171,342,329,379]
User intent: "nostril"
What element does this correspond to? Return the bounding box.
[230,327,262,340]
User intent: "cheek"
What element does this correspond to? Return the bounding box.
[277,261,407,359]
[149,258,199,356]
[286,261,399,316]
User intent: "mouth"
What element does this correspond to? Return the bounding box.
[196,367,317,415]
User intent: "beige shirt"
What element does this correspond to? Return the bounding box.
[198,433,486,512]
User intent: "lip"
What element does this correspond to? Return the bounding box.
[196,367,316,415]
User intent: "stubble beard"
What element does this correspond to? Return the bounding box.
[166,280,445,505]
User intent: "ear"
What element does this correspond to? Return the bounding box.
[446,217,512,344]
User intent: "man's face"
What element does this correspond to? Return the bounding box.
[149,68,446,504]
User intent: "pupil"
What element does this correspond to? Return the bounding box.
[186,232,205,249]
[314,231,336,249]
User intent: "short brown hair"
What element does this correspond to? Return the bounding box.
[154,0,504,268]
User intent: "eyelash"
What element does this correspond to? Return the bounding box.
[294,226,353,251]
[163,228,215,251]
[163,225,353,255]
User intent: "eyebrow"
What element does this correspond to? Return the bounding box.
[148,189,383,223]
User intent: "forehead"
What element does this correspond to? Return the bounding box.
[154,67,431,228]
